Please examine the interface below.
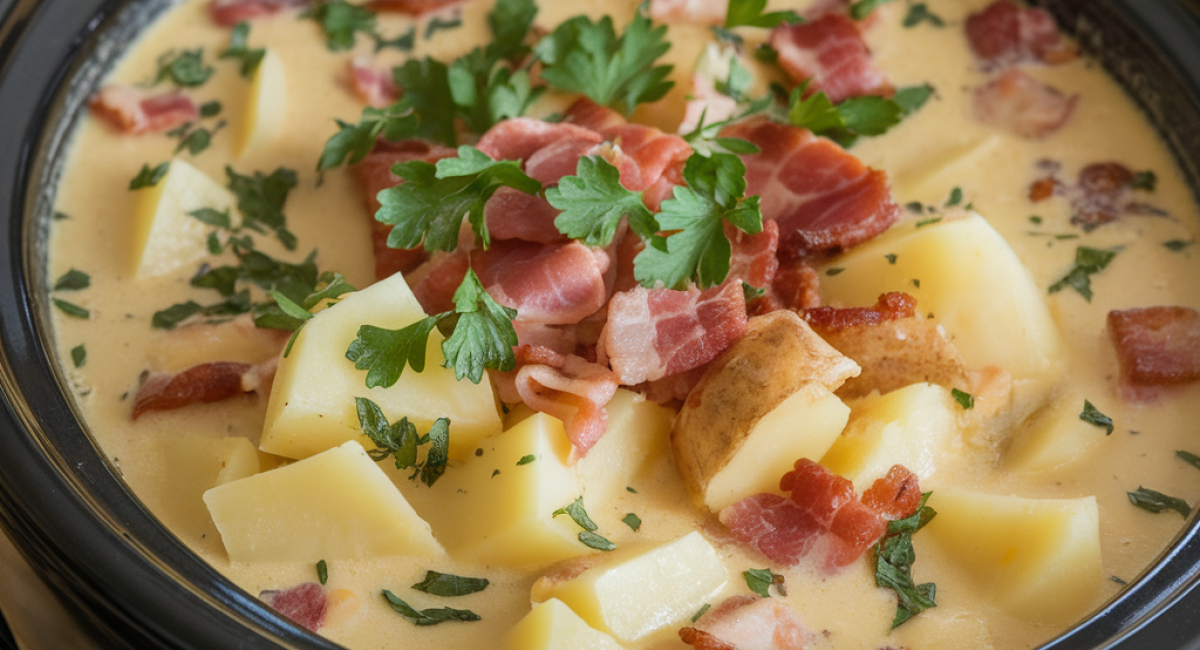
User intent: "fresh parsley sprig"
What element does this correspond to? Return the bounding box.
[225,166,299,250]
[875,492,938,628]
[154,49,213,87]
[346,269,518,386]
[633,152,763,289]
[548,155,658,247]
[724,0,802,28]
[534,8,674,115]
[317,105,418,171]
[448,51,544,136]
[220,22,266,78]
[355,397,449,486]
[787,82,934,147]
[1048,246,1118,302]
[377,146,542,252]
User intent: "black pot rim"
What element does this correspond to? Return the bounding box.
[1,0,1200,648]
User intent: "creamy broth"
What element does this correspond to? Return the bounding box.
[47,1,1200,649]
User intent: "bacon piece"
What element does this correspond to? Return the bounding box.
[484,189,565,244]
[723,118,899,258]
[728,221,780,290]
[780,459,885,569]
[209,0,307,26]
[973,69,1078,140]
[564,97,627,133]
[601,281,748,385]
[513,345,619,455]
[1070,162,1135,229]
[680,596,811,650]
[719,494,822,566]
[88,86,198,135]
[260,583,328,633]
[133,361,267,419]
[1108,307,1200,399]
[769,15,891,104]
[353,139,458,279]
[406,249,470,315]
[752,259,822,315]
[803,292,915,330]
[679,72,740,135]
[476,118,603,162]
[860,465,922,521]
[349,58,400,108]
[472,240,610,325]
[561,99,692,194]
[648,0,727,25]
[366,0,466,14]
[965,0,1077,69]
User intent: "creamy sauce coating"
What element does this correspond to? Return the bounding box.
[47,1,1200,649]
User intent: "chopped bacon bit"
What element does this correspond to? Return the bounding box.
[601,281,748,385]
[769,14,892,104]
[1072,162,1135,229]
[352,138,458,280]
[973,69,1078,140]
[648,0,727,25]
[722,118,900,258]
[728,221,781,291]
[1028,176,1057,202]
[473,240,610,325]
[749,260,822,316]
[349,58,400,108]
[780,459,886,569]
[366,0,466,14]
[513,345,619,455]
[88,86,199,135]
[718,493,822,566]
[476,118,603,163]
[209,0,307,26]
[860,465,922,521]
[133,362,261,419]
[803,292,915,331]
[563,97,628,133]
[965,0,1077,69]
[681,596,811,650]
[260,583,328,632]
[1108,307,1200,397]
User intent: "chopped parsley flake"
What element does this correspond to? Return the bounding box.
[1048,246,1118,302]
[1164,239,1193,252]
[52,298,89,319]
[53,269,90,291]
[826,267,845,276]
[225,166,299,250]
[945,186,963,207]
[317,560,328,585]
[154,49,213,87]
[578,531,617,551]
[425,15,463,39]
[951,388,974,410]
[129,162,169,190]
[903,3,945,27]
[692,603,711,623]
[199,100,222,118]
[1029,215,1043,225]
[382,590,481,626]
[552,496,599,532]
[1176,450,1200,471]
[355,397,449,486]
[1128,487,1191,518]
[1131,170,1157,191]
[724,0,802,28]
[516,454,536,466]
[1079,400,1113,435]
[70,344,86,368]
[622,513,642,531]
[850,0,898,20]
[743,568,785,598]
[875,492,937,628]
[220,22,265,78]
[410,571,489,597]
[307,0,377,51]
[885,253,898,264]
[915,217,942,228]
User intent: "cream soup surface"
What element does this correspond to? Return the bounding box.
[47,0,1200,649]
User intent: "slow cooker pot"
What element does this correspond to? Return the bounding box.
[2,0,1200,648]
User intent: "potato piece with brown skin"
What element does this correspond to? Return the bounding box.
[819,316,971,399]
[672,311,860,511]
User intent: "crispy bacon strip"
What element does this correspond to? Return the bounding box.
[680,596,811,650]
[965,0,1077,69]
[133,359,276,419]
[803,291,915,330]
[769,14,892,104]
[260,583,328,633]
[973,69,1078,139]
[472,240,611,326]
[722,118,900,258]
[476,118,603,162]
[513,345,619,455]
[89,85,198,135]
[209,0,307,26]
[1108,306,1200,399]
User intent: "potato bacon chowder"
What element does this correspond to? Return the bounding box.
[46,0,1200,648]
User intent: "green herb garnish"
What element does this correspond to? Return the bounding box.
[53,269,90,291]
[874,492,937,628]
[787,82,933,147]
[724,0,802,28]
[220,22,266,78]
[622,513,642,531]
[1048,246,1118,302]
[951,388,974,410]
[52,298,89,319]
[743,568,785,598]
[1128,487,1191,518]
[1131,170,1157,192]
[516,454,536,466]
[903,3,945,27]
[548,155,658,247]
[1079,400,1113,435]
[317,560,328,585]
[355,397,449,486]
[382,590,481,626]
[850,0,898,20]
[411,571,489,597]
[154,49,213,87]
[129,162,169,190]
[70,344,86,368]
[1176,450,1200,471]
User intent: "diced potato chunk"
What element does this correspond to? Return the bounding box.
[1005,390,1104,472]
[144,434,259,542]
[533,532,728,643]
[132,159,240,279]
[259,271,501,461]
[431,413,587,566]
[502,599,624,650]
[204,441,442,562]
[818,213,1065,388]
[236,49,287,156]
[821,383,961,491]
[674,311,857,511]
[577,388,673,505]
[924,489,1101,623]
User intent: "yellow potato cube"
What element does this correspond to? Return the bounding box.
[259,271,501,461]
[236,49,287,156]
[204,441,442,562]
[533,532,728,643]
[431,413,587,566]
[576,388,673,505]
[143,434,259,542]
[1005,390,1105,472]
[924,489,1101,623]
[821,383,961,491]
[818,213,1065,389]
[132,159,240,279]
[502,599,624,650]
